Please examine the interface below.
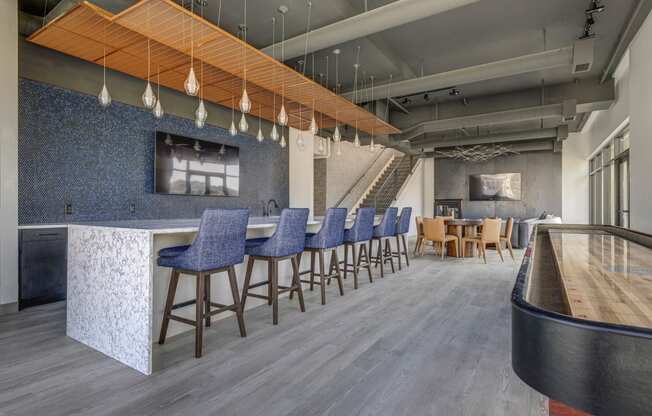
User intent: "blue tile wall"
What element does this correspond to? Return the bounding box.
[18,79,289,224]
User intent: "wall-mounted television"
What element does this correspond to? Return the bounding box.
[469,173,521,201]
[155,131,239,196]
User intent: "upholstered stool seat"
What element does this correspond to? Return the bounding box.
[292,208,347,305]
[242,208,309,325]
[157,209,249,358]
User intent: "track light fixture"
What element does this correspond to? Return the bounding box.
[449,88,461,96]
[586,0,605,15]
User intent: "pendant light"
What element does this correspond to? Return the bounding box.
[354,130,360,147]
[277,6,288,126]
[332,48,341,142]
[195,60,207,128]
[98,23,111,108]
[296,104,305,149]
[336,140,342,156]
[368,75,376,151]
[238,113,249,132]
[256,104,264,142]
[229,96,237,136]
[142,40,157,109]
[352,46,361,148]
[318,137,325,153]
[269,17,279,141]
[239,1,251,114]
[280,133,287,148]
[270,124,279,141]
[153,66,164,119]
[184,0,199,96]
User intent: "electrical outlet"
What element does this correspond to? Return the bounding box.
[129,203,136,214]
[65,203,73,215]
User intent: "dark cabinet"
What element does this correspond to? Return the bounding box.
[19,228,67,310]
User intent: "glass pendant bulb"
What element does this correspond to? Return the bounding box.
[238,113,249,132]
[195,99,208,123]
[239,88,251,113]
[270,124,279,141]
[297,133,305,150]
[277,104,288,126]
[333,125,341,142]
[195,117,205,129]
[309,115,318,135]
[256,127,264,142]
[142,82,157,109]
[153,99,164,119]
[318,137,325,153]
[184,67,199,96]
[369,136,376,152]
[280,134,287,148]
[336,141,342,156]
[354,132,360,147]
[229,120,238,136]
[98,83,111,108]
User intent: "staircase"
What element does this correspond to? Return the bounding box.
[360,155,416,214]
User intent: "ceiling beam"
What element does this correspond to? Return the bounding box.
[261,0,481,61]
[410,128,560,149]
[343,46,574,103]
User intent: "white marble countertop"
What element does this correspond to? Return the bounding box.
[18,216,349,234]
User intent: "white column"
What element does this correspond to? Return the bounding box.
[0,0,19,307]
[562,134,589,224]
[422,157,435,218]
[288,128,314,215]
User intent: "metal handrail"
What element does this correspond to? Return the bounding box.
[373,156,413,209]
[334,148,390,208]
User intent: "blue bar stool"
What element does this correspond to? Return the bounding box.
[242,208,309,325]
[158,208,249,358]
[390,207,413,270]
[342,207,376,289]
[369,207,398,278]
[293,207,347,305]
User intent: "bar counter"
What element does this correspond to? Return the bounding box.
[21,217,344,375]
[511,224,652,415]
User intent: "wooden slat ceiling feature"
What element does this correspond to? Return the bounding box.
[28,0,398,135]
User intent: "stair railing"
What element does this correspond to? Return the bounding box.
[334,148,390,208]
[373,156,417,210]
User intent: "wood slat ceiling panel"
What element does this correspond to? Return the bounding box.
[28,0,399,135]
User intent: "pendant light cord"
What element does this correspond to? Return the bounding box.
[302,1,312,76]
[272,16,276,118]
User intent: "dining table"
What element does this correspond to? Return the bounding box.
[444,218,484,257]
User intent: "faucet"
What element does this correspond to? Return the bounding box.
[263,199,279,217]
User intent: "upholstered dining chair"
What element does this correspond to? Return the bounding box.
[157,208,249,358]
[501,217,515,260]
[414,216,425,255]
[462,218,503,263]
[422,217,458,259]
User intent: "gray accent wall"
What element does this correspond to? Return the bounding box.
[18,79,289,224]
[435,151,562,219]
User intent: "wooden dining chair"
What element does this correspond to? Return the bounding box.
[462,218,503,263]
[501,217,515,260]
[414,216,424,255]
[422,218,458,259]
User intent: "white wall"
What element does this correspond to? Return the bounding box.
[628,15,652,233]
[288,128,314,214]
[395,160,425,237]
[562,133,589,224]
[0,1,18,307]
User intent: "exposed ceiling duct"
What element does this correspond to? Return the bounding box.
[261,0,481,60]
[343,46,575,103]
[411,128,560,149]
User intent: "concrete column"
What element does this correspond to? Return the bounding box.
[423,157,435,218]
[0,0,19,308]
[289,128,314,215]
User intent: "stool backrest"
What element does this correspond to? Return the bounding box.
[396,207,412,235]
[187,208,250,270]
[266,208,310,257]
[423,217,446,241]
[312,207,348,248]
[374,207,398,237]
[348,207,376,242]
[481,218,502,243]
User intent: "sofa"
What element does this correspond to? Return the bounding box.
[512,215,563,249]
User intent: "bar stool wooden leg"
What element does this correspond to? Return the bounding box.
[204,273,211,327]
[241,256,254,308]
[385,239,396,273]
[267,261,273,305]
[352,244,359,289]
[227,266,246,337]
[333,249,344,296]
[395,235,402,271]
[309,251,316,291]
[159,269,180,345]
[318,249,326,305]
[361,243,373,283]
[377,239,385,278]
[291,256,305,312]
[343,244,349,280]
[271,260,279,325]
[195,272,205,358]
[401,234,410,267]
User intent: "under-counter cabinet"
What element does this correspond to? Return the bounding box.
[19,228,67,309]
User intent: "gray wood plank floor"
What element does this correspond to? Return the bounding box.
[0,248,547,416]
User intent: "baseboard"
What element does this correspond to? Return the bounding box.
[0,302,18,316]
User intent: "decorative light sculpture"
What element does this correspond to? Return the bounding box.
[98,23,111,108]
[277,6,288,126]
